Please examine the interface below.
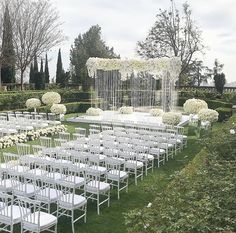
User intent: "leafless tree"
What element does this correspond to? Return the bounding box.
[9,0,65,89]
[137,0,205,84]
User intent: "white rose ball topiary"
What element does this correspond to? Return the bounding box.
[119,106,133,114]
[25,98,41,109]
[183,98,208,114]
[42,92,61,105]
[86,107,103,116]
[162,112,182,125]
[50,104,67,115]
[198,109,219,123]
[150,108,163,117]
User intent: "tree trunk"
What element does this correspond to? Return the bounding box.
[0,63,2,89]
[20,69,24,90]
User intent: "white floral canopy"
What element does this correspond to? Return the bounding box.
[86,57,182,81]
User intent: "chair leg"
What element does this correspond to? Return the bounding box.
[135,169,137,185]
[84,205,87,223]
[71,209,75,233]
[97,193,100,215]
[117,181,120,200]
[108,191,110,207]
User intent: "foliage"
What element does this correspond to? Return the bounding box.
[56,49,66,87]
[214,73,226,95]
[70,24,119,90]
[1,5,15,84]
[137,0,205,83]
[44,54,50,83]
[9,0,64,89]
[125,115,236,233]
[215,107,232,122]
[184,60,212,86]
[183,98,208,114]
[0,89,91,111]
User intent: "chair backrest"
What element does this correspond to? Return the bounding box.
[40,136,52,148]
[89,124,100,131]
[54,138,67,147]
[56,180,77,208]
[72,133,85,141]
[18,196,41,230]
[16,143,31,156]
[3,152,20,170]
[32,145,44,155]
[85,168,102,192]
[0,192,13,221]
[58,132,70,141]
[74,127,86,135]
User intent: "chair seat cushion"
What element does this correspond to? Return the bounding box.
[107,170,128,180]
[14,183,35,197]
[89,165,107,174]
[137,154,154,161]
[59,194,87,209]
[86,181,110,193]
[64,176,85,187]
[25,211,57,229]
[0,205,30,224]
[27,169,48,177]
[46,172,65,181]
[126,160,143,169]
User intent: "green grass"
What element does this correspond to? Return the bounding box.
[3,121,206,233]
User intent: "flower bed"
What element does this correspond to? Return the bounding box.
[0,125,66,149]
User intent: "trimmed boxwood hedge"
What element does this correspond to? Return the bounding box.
[0,90,91,111]
[215,107,232,122]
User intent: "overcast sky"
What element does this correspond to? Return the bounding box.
[48,0,236,83]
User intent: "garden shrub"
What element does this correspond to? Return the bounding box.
[0,89,91,111]
[215,107,232,122]
[125,114,236,233]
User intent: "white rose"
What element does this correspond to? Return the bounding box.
[230,129,235,135]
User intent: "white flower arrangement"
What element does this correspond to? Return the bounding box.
[25,98,41,109]
[0,125,67,149]
[86,107,103,116]
[183,98,208,114]
[119,106,133,114]
[50,104,67,115]
[198,109,219,123]
[162,112,182,125]
[150,108,163,117]
[86,57,181,81]
[230,129,235,135]
[42,92,61,105]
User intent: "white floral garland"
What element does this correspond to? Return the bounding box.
[119,106,133,114]
[86,107,103,116]
[86,57,181,81]
[0,125,66,149]
[183,98,208,114]
[149,108,163,117]
[162,112,182,125]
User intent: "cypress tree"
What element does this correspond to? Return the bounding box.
[44,54,50,83]
[56,49,65,86]
[33,55,38,73]
[29,63,34,83]
[40,58,43,73]
[1,5,15,83]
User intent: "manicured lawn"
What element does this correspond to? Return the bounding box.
[2,120,207,233]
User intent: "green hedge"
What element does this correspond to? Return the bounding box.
[14,102,91,114]
[0,90,91,111]
[215,107,232,122]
